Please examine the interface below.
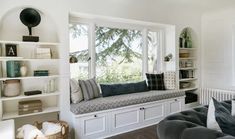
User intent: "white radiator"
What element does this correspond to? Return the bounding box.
[200,88,235,105]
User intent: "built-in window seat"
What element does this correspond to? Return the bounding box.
[70,90,185,115]
[70,90,185,139]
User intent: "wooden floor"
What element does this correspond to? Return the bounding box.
[107,125,159,139]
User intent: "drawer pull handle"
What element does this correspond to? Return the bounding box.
[140,107,145,110]
[94,115,97,117]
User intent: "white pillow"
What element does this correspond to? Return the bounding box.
[70,79,83,103]
[164,71,176,90]
[207,98,222,132]
[232,99,235,116]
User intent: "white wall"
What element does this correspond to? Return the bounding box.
[201,8,235,89]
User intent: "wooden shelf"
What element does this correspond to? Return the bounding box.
[179,67,197,70]
[2,106,60,120]
[179,78,197,82]
[179,57,196,60]
[179,48,197,50]
[0,40,59,46]
[0,57,60,62]
[180,87,198,91]
[0,75,60,81]
[1,92,60,101]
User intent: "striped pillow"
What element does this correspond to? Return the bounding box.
[79,78,100,101]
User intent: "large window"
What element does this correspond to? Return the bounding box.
[69,19,163,83]
[95,26,142,83]
[69,24,89,80]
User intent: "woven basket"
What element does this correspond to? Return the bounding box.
[17,120,69,139]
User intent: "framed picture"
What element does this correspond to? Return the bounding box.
[5,44,17,57]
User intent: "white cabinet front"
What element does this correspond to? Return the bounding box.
[169,99,182,114]
[142,103,164,123]
[79,113,108,138]
[111,107,140,132]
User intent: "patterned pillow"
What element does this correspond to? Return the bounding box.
[79,78,100,101]
[70,79,83,103]
[164,71,176,90]
[146,73,165,90]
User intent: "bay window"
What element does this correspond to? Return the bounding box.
[69,18,164,83]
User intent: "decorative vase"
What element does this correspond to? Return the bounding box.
[6,61,21,77]
[20,64,27,77]
[3,79,21,97]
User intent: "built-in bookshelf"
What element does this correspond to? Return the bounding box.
[0,40,61,120]
[178,27,199,106]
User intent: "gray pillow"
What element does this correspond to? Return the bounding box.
[79,78,100,101]
[70,79,83,103]
[208,98,235,136]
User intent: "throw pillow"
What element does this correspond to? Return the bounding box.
[79,78,100,101]
[164,71,176,90]
[70,79,83,103]
[207,98,235,136]
[100,80,149,97]
[146,73,165,90]
[207,98,222,132]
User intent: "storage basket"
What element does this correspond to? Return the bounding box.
[17,120,69,139]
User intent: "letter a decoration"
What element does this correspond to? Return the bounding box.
[5,44,17,57]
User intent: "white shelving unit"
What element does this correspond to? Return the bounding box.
[0,40,61,120]
[178,28,199,108]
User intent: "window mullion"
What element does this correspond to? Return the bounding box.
[89,23,96,78]
[142,29,148,79]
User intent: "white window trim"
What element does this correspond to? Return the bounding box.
[70,14,168,81]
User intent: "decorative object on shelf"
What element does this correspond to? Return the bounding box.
[24,90,42,96]
[180,27,192,48]
[180,60,193,68]
[69,55,78,63]
[180,82,191,89]
[20,8,41,42]
[5,44,17,56]
[49,79,55,92]
[34,70,49,76]
[164,53,173,62]
[6,60,21,77]
[3,79,21,97]
[179,50,190,58]
[18,100,42,115]
[36,48,51,59]
[20,63,27,77]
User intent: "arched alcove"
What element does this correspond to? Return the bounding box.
[0,7,59,42]
[179,27,198,48]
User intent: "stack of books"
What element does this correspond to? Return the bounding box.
[18,100,42,115]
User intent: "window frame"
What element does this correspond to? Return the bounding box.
[69,16,165,81]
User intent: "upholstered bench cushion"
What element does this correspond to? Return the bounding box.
[70,90,185,115]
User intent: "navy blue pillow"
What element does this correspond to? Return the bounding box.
[213,98,235,136]
[100,80,149,97]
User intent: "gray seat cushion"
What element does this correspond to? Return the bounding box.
[157,101,235,139]
[70,90,185,114]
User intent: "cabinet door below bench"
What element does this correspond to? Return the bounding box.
[141,102,165,124]
[76,113,108,139]
[111,107,140,133]
[168,98,183,114]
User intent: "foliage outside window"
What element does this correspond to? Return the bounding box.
[69,22,161,83]
[95,26,142,83]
